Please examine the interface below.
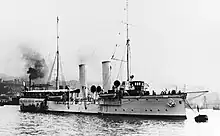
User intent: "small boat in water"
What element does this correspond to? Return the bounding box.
[20,98,47,112]
[213,105,220,110]
[195,114,208,123]
[194,105,208,123]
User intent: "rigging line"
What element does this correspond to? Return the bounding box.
[117,42,127,80]
[184,99,198,114]
[129,43,131,76]
[116,43,127,80]
[187,92,207,101]
[111,44,118,59]
[111,61,116,79]
[112,40,126,79]
[109,46,120,85]
[103,64,112,90]
[47,54,57,84]
[59,55,66,86]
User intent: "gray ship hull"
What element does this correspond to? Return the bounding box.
[46,95,187,119]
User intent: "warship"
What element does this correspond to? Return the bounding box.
[19,1,190,119]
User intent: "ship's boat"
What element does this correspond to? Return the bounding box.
[213,106,220,110]
[19,87,76,112]
[19,98,47,112]
[195,114,208,122]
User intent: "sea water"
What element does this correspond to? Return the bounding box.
[0,106,218,136]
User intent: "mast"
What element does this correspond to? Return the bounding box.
[56,16,59,90]
[126,0,130,81]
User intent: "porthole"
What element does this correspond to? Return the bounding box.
[150,109,152,112]
[115,109,117,111]
[158,109,160,111]
[145,109,147,111]
[146,99,148,101]
[165,109,168,111]
[137,98,139,101]
[156,99,158,101]
[123,109,125,111]
[179,101,182,104]
[131,109,133,111]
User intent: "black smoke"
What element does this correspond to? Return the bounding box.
[20,46,48,80]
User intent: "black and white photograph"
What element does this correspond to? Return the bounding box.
[0,0,218,135]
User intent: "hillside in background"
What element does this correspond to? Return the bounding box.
[0,72,220,107]
[0,73,17,80]
[188,91,220,105]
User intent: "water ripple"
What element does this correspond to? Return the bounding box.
[0,106,219,136]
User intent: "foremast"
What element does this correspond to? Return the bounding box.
[56,16,59,90]
[126,0,130,82]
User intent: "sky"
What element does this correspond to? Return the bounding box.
[1,0,220,92]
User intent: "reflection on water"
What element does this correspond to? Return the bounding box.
[0,106,219,136]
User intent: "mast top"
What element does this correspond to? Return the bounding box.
[56,16,59,53]
[126,0,129,39]
[57,16,59,23]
